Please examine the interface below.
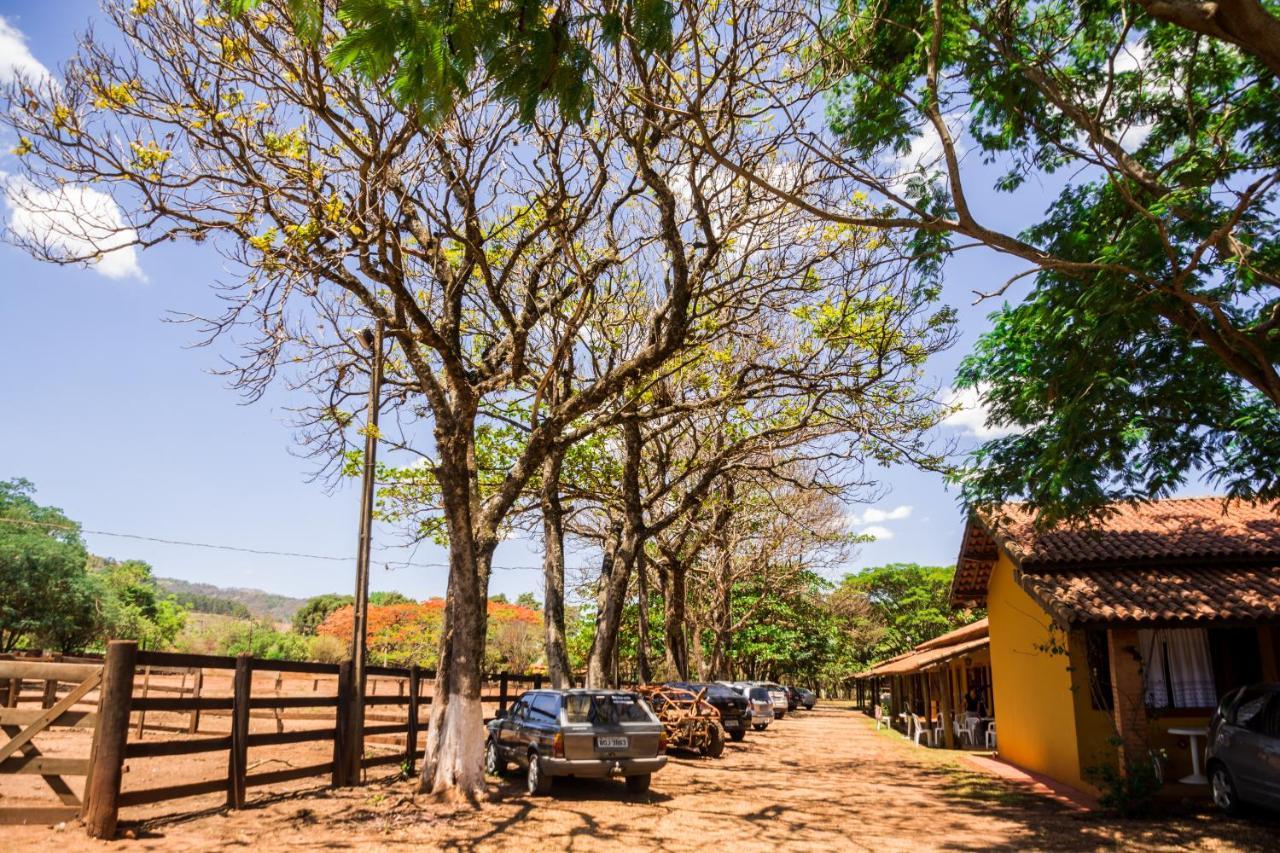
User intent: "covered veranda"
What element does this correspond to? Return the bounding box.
[855,618,993,749]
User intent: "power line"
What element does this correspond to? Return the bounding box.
[3,517,553,571]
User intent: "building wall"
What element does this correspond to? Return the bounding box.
[986,553,1089,790]
[1067,629,1116,786]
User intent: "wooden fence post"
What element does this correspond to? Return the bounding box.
[533,674,543,690]
[332,660,352,788]
[187,668,203,734]
[498,674,509,714]
[40,653,61,708]
[227,655,252,808]
[83,640,137,840]
[135,666,152,738]
[406,664,419,775]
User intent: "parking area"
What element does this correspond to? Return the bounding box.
[11,704,1280,850]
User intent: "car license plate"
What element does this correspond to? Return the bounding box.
[723,718,739,728]
[596,736,628,750]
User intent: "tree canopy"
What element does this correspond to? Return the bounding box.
[822,0,1280,521]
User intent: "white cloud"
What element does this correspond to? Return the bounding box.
[3,177,145,281]
[942,385,1021,439]
[860,525,894,541]
[0,17,52,86]
[848,504,912,526]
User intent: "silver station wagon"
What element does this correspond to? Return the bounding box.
[486,689,669,795]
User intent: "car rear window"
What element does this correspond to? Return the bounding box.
[693,683,740,699]
[749,687,771,701]
[530,692,561,720]
[564,693,652,724]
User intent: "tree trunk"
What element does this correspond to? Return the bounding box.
[586,522,638,687]
[586,416,645,688]
[635,549,653,684]
[540,448,571,689]
[688,615,707,681]
[662,558,689,680]
[419,421,492,802]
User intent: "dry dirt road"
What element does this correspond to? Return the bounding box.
[12,705,1279,851]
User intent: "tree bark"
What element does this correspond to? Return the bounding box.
[1139,0,1280,77]
[540,447,572,689]
[662,557,689,680]
[635,549,653,684]
[586,416,645,687]
[419,418,492,801]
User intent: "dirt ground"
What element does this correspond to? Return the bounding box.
[10,704,1280,851]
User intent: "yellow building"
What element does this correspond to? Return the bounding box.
[952,498,1280,794]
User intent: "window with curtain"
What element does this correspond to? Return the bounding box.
[1138,628,1218,709]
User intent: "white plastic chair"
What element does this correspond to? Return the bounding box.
[911,714,933,746]
[932,717,946,746]
[985,721,997,750]
[953,718,971,747]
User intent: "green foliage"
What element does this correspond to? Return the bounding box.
[0,478,95,653]
[169,591,252,620]
[731,572,840,681]
[1084,740,1165,816]
[157,577,308,622]
[835,563,980,660]
[292,593,355,635]
[226,0,674,123]
[828,0,1280,521]
[369,590,412,605]
[91,557,188,651]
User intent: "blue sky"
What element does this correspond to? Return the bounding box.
[1,2,1056,602]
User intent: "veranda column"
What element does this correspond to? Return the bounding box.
[1106,628,1149,771]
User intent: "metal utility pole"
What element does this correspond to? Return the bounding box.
[347,320,383,784]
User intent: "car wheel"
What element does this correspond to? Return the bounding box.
[526,751,553,796]
[625,773,651,795]
[1210,764,1242,815]
[775,710,785,720]
[729,728,746,742]
[485,738,507,776]
[753,724,767,732]
[703,725,726,758]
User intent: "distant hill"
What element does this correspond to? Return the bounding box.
[157,577,314,622]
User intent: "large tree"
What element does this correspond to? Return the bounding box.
[2,0,946,798]
[0,479,96,653]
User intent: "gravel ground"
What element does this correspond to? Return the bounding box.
[9,704,1279,851]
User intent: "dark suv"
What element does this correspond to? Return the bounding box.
[667,681,751,741]
[486,689,668,795]
[1206,683,1280,814]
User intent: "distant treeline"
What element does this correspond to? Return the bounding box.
[168,591,251,620]
[156,577,308,622]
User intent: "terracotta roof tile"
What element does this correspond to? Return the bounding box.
[985,498,1280,567]
[1018,565,1280,626]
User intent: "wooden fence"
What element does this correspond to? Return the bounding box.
[0,642,548,838]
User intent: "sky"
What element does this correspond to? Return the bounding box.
[0,2,1104,603]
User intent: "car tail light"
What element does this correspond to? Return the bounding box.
[552,732,564,758]
[658,729,669,752]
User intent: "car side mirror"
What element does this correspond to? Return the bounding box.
[495,708,507,719]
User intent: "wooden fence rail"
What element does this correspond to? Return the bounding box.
[2,643,552,837]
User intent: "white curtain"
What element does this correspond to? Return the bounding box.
[1139,628,1217,709]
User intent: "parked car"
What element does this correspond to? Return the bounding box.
[486,689,668,796]
[668,681,751,741]
[796,687,817,710]
[1206,683,1280,814]
[740,685,775,731]
[735,681,788,719]
[783,686,800,712]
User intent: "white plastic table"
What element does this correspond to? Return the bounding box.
[1168,726,1209,785]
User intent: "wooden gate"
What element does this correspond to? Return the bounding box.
[0,658,103,825]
